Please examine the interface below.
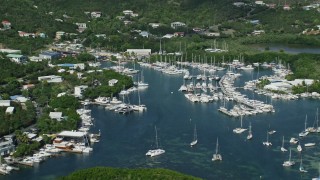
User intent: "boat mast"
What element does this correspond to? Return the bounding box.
[215,138,219,155]
[155,126,159,149]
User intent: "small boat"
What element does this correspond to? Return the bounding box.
[289,137,299,144]
[297,143,302,152]
[190,124,198,147]
[299,157,308,173]
[146,126,165,157]
[263,132,272,147]
[304,143,316,147]
[282,149,295,167]
[281,136,288,152]
[247,122,253,140]
[212,138,222,161]
[268,130,276,135]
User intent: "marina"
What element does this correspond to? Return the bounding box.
[2,61,320,179]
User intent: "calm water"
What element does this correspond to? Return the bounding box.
[2,64,320,180]
[250,44,320,54]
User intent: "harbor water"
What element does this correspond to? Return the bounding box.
[2,63,320,179]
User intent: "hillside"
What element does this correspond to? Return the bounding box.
[59,167,201,180]
[0,0,319,54]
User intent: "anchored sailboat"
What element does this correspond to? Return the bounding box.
[282,149,295,167]
[212,138,222,161]
[233,116,247,134]
[299,157,308,173]
[247,122,252,140]
[146,126,165,157]
[263,132,272,146]
[190,124,198,147]
[281,136,288,152]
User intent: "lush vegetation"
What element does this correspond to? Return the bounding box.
[0,101,36,137]
[83,70,134,99]
[59,167,201,180]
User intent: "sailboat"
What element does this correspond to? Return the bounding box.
[190,124,198,147]
[299,114,309,137]
[233,116,247,134]
[247,122,253,140]
[146,126,165,157]
[212,138,222,161]
[299,157,308,173]
[263,132,272,146]
[281,136,288,152]
[282,149,295,167]
[132,89,147,112]
[137,71,149,89]
[297,142,302,152]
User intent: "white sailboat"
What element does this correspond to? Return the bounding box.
[190,124,198,147]
[297,142,302,152]
[137,71,149,89]
[146,126,165,157]
[299,114,309,137]
[281,136,288,152]
[263,132,272,146]
[282,149,295,167]
[212,138,222,161]
[132,89,147,112]
[247,122,253,140]
[233,116,247,134]
[299,157,308,173]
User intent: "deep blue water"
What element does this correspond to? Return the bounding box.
[2,64,320,180]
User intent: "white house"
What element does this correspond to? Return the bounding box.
[0,100,10,107]
[91,12,102,18]
[108,79,118,86]
[38,75,63,83]
[163,34,174,39]
[6,54,27,63]
[255,1,265,5]
[74,85,88,97]
[149,23,160,28]
[49,112,63,121]
[5,107,14,114]
[170,22,186,29]
[55,31,65,40]
[74,63,85,70]
[123,10,133,16]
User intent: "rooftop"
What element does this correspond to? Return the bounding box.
[58,131,87,138]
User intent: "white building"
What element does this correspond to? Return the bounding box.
[170,22,186,29]
[108,79,118,86]
[74,85,88,97]
[163,34,174,39]
[49,112,63,121]
[91,12,102,18]
[74,63,85,70]
[5,107,14,114]
[126,49,151,59]
[149,23,160,28]
[0,100,10,107]
[123,10,133,16]
[38,75,63,83]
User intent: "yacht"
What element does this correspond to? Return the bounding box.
[282,149,295,167]
[263,132,272,147]
[289,137,299,144]
[233,116,247,134]
[304,143,316,147]
[190,124,198,147]
[297,143,302,152]
[212,138,222,161]
[299,157,308,173]
[281,136,288,152]
[146,126,165,157]
[247,122,253,140]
